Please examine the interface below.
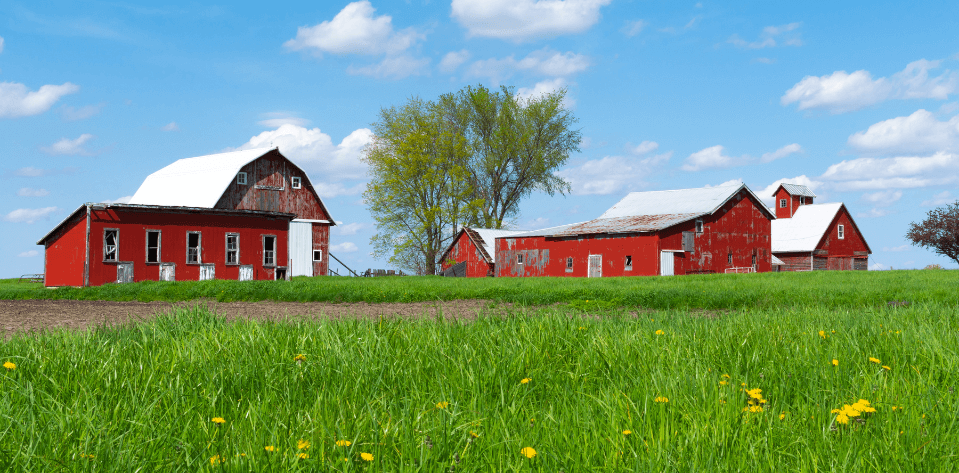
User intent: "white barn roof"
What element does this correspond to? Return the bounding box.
[599,183,773,221]
[771,202,843,252]
[129,148,273,208]
[473,228,525,248]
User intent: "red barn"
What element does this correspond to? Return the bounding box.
[37,147,335,286]
[770,184,871,271]
[495,183,775,277]
[439,227,523,277]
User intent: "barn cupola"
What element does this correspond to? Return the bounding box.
[772,183,816,219]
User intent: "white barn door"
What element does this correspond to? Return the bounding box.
[588,255,602,278]
[288,221,313,277]
[660,251,675,276]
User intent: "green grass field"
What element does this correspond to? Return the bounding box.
[2,272,958,471]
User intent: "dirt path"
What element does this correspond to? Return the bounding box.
[0,299,507,337]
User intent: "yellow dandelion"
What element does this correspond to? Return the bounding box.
[721,374,731,379]
[264,446,275,452]
[3,361,15,371]
[210,455,224,466]
[211,417,225,425]
[520,447,537,458]
[578,326,585,330]
[835,413,850,424]
[622,430,632,435]
[469,431,479,438]
[882,365,891,371]
[293,354,306,363]
[297,439,310,450]
[654,396,669,403]
[832,359,839,367]
[819,330,826,339]
[297,453,309,460]
[779,413,785,420]
[520,378,531,384]
[435,401,449,409]
[869,357,881,364]
[336,440,352,447]
[719,380,728,386]
[655,330,665,335]
[360,452,374,461]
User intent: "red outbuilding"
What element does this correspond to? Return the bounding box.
[770,184,871,271]
[37,147,336,286]
[439,227,523,277]
[495,183,775,277]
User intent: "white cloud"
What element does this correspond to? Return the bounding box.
[782,59,959,114]
[346,54,430,79]
[883,244,911,252]
[3,207,58,224]
[467,48,590,84]
[516,78,572,106]
[869,262,889,270]
[100,195,132,204]
[11,167,78,178]
[18,250,39,258]
[314,183,366,198]
[857,207,894,218]
[60,103,104,121]
[819,152,959,189]
[451,0,611,42]
[757,176,821,206]
[847,109,959,155]
[40,134,95,156]
[161,121,180,131]
[17,188,49,197]
[0,36,4,54]
[333,222,368,235]
[283,1,423,56]
[555,151,672,195]
[860,190,902,206]
[0,82,80,118]
[921,191,955,206]
[330,242,358,253]
[233,124,372,183]
[728,22,802,49]
[628,140,659,155]
[682,145,741,171]
[760,143,802,162]
[439,50,471,73]
[623,20,647,37]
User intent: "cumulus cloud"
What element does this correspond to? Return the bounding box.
[682,145,741,171]
[330,242,358,253]
[727,22,802,49]
[346,55,430,79]
[232,124,372,190]
[555,151,672,195]
[17,188,49,197]
[623,20,647,37]
[284,1,422,56]
[161,122,180,131]
[757,176,821,206]
[516,78,572,105]
[0,82,79,118]
[760,143,802,162]
[3,207,58,224]
[782,59,959,114]
[467,48,590,84]
[628,141,659,155]
[451,0,611,42]
[18,250,39,258]
[40,134,95,156]
[819,152,959,190]
[921,190,955,206]
[439,50,471,73]
[60,103,104,121]
[333,222,368,236]
[847,109,959,155]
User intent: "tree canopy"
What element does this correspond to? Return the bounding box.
[363,85,580,274]
[906,201,959,266]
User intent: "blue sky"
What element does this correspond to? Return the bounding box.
[3,0,959,276]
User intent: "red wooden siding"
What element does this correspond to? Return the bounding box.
[816,207,870,269]
[312,223,330,277]
[776,253,813,271]
[440,232,494,277]
[215,150,331,221]
[42,213,87,287]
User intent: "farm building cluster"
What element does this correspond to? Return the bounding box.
[441,182,871,277]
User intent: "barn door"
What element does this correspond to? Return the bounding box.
[199,264,215,281]
[117,262,133,283]
[288,221,313,277]
[239,265,253,281]
[159,263,175,282]
[660,251,675,276]
[588,255,602,278]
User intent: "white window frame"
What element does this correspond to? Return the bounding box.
[291,176,302,189]
[263,234,277,267]
[103,228,119,262]
[838,224,845,240]
[145,230,161,264]
[625,255,633,271]
[187,232,202,264]
[516,254,523,265]
[779,199,787,208]
[225,233,239,265]
[566,257,573,269]
[695,219,703,233]
[727,252,732,266]
[313,249,323,262]
[237,172,247,185]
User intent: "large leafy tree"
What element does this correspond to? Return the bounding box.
[906,201,959,265]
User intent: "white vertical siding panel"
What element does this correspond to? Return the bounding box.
[289,221,313,277]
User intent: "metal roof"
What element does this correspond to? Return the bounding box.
[546,213,703,236]
[771,254,785,265]
[499,221,591,238]
[129,147,274,208]
[600,183,774,220]
[775,183,817,198]
[771,202,843,252]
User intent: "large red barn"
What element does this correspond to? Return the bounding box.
[439,227,523,277]
[495,183,775,277]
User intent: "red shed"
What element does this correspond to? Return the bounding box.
[439,227,523,277]
[495,183,775,277]
[770,184,871,271]
[38,204,294,286]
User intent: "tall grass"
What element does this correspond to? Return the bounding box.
[2,301,958,471]
[3,270,959,310]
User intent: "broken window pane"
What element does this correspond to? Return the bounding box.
[104,230,118,262]
[147,231,160,263]
[188,232,201,264]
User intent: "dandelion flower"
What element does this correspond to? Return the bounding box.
[832,359,839,367]
[211,417,225,425]
[819,331,826,339]
[297,453,309,460]
[654,396,669,403]
[719,380,728,386]
[520,447,537,458]
[264,446,275,452]
[360,452,374,461]
[298,440,310,450]
[578,326,585,330]
[435,402,449,409]
[210,455,224,465]
[779,413,785,420]
[622,430,632,435]
[336,440,352,447]
[722,374,731,379]
[655,330,665,335]
[520,378,531,384]
[836,413,850,424]
[882,365,891,371]
[293,354,306,363]
[3,361,15,371]
[869,357,881,364]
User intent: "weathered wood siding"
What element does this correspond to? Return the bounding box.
[439,232,493,277]
[312,223,330,277]
[815,207,870,270]
[214,150,331,221]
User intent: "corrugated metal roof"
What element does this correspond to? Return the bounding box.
[547,213,702,236]
[599,183,770,220]
[129,148,273,208]
[777,183,817,198]
[499,221,591,238]
[473,228,525,248]
[771,202,842,252]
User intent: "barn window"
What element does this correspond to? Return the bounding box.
[237,172,247,185]
[727,251,732,266]
[291,176,302,189]
[752,253,757,267]
[838,224,845,240]
[695,219,703,233]
[103,229,118,262]
[517,254,524,265]
[187,232,201,264]
[566,257,573,270]
[313,249,323,262]
[263,235,276,266]
[226,233,239,265]
[625,255,633,270]
[146,230,160,263]
[779,199,786,208]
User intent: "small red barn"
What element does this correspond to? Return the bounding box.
[439,227,523,277]
[495,183,775,277]
[770,184,871,271]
